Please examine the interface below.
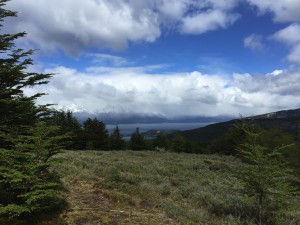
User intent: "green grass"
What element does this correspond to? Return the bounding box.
[52,150,300,225]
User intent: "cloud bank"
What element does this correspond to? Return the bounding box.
[25,64,300,119]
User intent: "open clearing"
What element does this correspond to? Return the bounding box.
[52,150,299,225]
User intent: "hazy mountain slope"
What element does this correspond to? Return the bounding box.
[179,108,300,145]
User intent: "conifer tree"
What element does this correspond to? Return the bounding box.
[0,122,65,218]
[152,132,169,150]
[237,124,295,225]
[0,0,52,147]
[129,128,146,150]
[110,125,126,150]
[83,118,109,150]
[0,0,65,221]
[48,110,84,149]
[171,133,189,153]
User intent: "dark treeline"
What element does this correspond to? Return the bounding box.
[205,121,300,174]
[47,110,196,152]
[48,110,122,151]
[48,110,300,173]
[48,110,300,174]
[47,110,161,151]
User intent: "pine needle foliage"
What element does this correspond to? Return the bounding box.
[110,125,126,150]
[236,122,296,225]
[0,0,65,221]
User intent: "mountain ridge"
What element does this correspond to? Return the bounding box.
[249,108,300,119]
[73,111,233,125]
[179,108,300,145]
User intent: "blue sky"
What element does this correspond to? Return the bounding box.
[5,0,300,119]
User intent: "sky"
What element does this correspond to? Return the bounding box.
[4,0,300,120]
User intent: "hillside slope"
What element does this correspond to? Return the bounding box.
[180,108,300,145]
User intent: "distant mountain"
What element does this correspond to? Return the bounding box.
[179,108,300,145]
[73,112,167,124]
[141,129,179,139]
[73,111,233,125]
[250,108,300,119]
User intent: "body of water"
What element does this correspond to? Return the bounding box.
[106,122,211,137]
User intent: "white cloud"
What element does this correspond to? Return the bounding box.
[273,24,300,45]
[232,69,300,96]
[242,1,300,64]
[24,65,300,118]
[6,0,161,54]
[266,70,283,76]
[181,9,239,34]
[244,34,264,51]
[85,64,169,75]
[287,44,300,64]
[207,0,240,10]
[179,0,240,34]
[247,0,300,22]
[272,23,300,64]
[5,0,241,54]
[158,0,188,20]
[87,54,128,66]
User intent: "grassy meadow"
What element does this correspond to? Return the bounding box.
[51,150,300,225]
